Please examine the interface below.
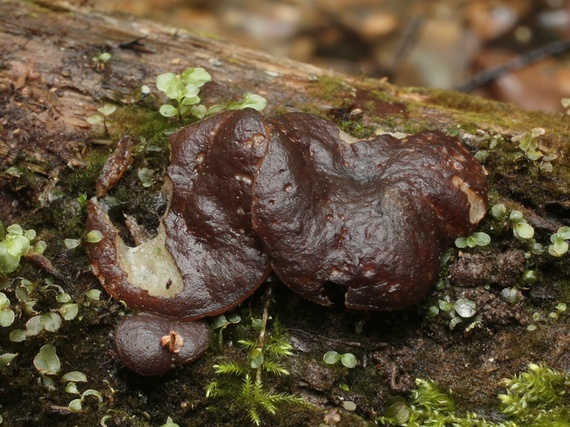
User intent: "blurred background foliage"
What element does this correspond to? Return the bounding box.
[90,0,570,113]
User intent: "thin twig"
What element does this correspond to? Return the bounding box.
[455,38,570,93]
[255,286,272,384]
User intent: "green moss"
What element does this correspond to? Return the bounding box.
[379,364,570,427]
[309,75,348,101]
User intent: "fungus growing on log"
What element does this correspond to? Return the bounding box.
[86,109,271,319]
[114,313,210,376]
[252,113,488,310]
[86,108,487,374]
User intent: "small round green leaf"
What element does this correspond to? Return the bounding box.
[0,292,9,308]
[190,104,207,119]
[9,329,26,342]
[384,396,410,424]
[340,353,357,369]
[211,315,228,330]
[454,298,477,318]
[137,168,154,187]
[454,237,467,248]
[472,232,491,246]
[64,238,81,250]
[491,204,506,220]
[33,344,61,376]
[59,303,79,321]
[557,226,570,240]
[159,104,179,118]
[438,300,453,312]
[181,67,211,87]
[56,292,72,303]
[40,312,62,333]
[0,308,15,327]
[342,401,357,411]
[98,104,116,116]
[5,234,30,257]
[182,83,200,99]
[65,382,80,395]
[86,115,103,125]
[6,224,23,235]
[0,353,17,370]
[249,348,264,369]
[509,210,523,222]
[85,230,103,243]
[62,371,88,383]
[323,351,340,365]
[428,306,439,317]
[514,222,534,240]
[0,243,20,273]
[85,289,101,300]
[26,315,44,336]
[68,398,82,413]
[156,73,176,92]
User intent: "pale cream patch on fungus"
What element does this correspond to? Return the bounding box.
[451,175,487,224]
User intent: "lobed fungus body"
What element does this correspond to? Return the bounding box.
[86,108,488,374]
[87,109,272,320]
[253,113,488,310]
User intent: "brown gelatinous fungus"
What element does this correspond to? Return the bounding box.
[96,134,134,198]
[252,113,488,311]
[114,312,210,376]
[87,108,489,374]
[86,109,271,319]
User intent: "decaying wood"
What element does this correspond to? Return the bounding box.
[1,1,569,426]
[1,0,568,213]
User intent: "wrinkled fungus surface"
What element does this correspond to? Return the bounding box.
[87,108,487,373]
[253,113,487,310]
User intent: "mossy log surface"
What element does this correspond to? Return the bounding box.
[1,1,569,426]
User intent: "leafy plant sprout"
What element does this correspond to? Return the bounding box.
[509,210,535,241]
[490,203,507,221]
[473,130,505,163]
[206,288,307,425]
[455,231,491,249]
[86,104,117,136]
[322,351,357,368]
[92,52,111,71]
[156,67,212,121]
[428,296,479,331]
[0,222,46,275]
[548,226,570,257]
[511,128,557,172]
[211,312,242,351]
[156,66,267,122]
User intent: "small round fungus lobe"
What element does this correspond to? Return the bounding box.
[114,312,210,376]
[252,113,488,311]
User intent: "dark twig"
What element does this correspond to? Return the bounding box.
[387,15,425,78]
[455,38,570,93]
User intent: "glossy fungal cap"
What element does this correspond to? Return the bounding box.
[86,109,271,319]
[114,312,210,376]
[252,113,488,311]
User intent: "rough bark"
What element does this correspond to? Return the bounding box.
[1,1,569,426]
